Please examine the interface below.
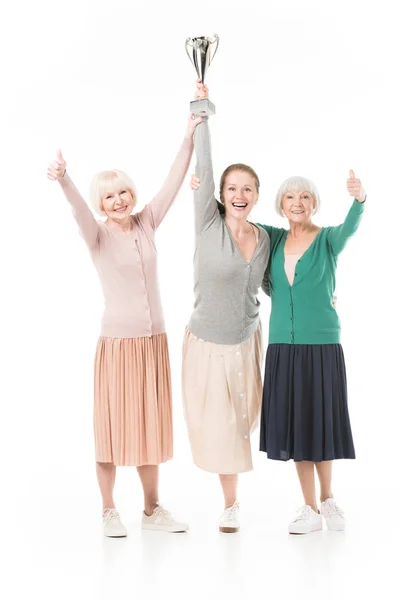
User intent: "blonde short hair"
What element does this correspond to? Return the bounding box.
[90,170,137,215]
[275,176,320,216]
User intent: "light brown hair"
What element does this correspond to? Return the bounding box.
[219,163,260,202]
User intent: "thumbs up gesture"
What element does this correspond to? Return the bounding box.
[47,149,66,181]
[347,170,366,203]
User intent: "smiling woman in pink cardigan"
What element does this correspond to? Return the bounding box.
[47,112,201,537]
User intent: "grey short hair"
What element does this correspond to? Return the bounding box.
[275,176,320,216]
[89,170,137,215]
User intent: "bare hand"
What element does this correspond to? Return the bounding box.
[47,149,66,181]
[185,113,203,139]
[195,78,208,100]
[190,174,201,190]
[347,170,366,203]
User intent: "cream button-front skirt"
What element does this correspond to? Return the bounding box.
[182,325,263,474]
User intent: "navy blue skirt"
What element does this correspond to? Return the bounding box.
[260,344,355,462]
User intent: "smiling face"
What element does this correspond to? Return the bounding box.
[275,176,320,224]
[100,188,136,222]
[281,189,316,225]
[90,169,137,223]
[221,170,259,222]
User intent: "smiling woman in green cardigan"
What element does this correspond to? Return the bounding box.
[259,171,366,535]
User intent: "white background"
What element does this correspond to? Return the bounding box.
[1,0,399,598]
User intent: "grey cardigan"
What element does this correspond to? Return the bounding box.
[187,120,270,345]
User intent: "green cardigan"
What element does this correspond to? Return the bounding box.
[258,199,365,344]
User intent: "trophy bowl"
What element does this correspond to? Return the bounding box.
[185,34,219,116]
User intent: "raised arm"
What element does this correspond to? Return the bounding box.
[327,170,366,255]
[146,113,202,229]
[47,150,100,250]
[193,114,222,235]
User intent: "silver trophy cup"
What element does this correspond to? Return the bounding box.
[185,34,219,116]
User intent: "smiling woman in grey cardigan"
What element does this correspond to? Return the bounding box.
[182,81,270,533]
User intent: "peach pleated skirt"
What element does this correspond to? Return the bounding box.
[182,325,263,475]
[94,334,173,467]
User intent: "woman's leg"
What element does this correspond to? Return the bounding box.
[138,465,188,532]
[315,460,333,502]
[137,465,159,515]
[219,474,238,508]
[96,462,116,511]
[218,474,240,533]
[289,462,322,534]
[295,461,318,512]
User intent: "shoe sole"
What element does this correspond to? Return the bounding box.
[142,525,188,533]
[104,533,127,538]
[219,526,240,533]
[288,524,322,535]
[326,524,345,531]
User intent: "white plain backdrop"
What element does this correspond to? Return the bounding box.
[1,1,399,599]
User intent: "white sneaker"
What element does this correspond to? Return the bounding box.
[141,505,188,533]
[321,498,346,531]
[103,508,127,538]
[219,501,240,533]
[288,505,322,535]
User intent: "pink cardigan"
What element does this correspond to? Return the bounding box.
[59,137,193,338]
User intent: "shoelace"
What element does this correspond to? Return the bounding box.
[324,502,344,519]
[223,503,239,522]
[103,508,120,524]
[293,505,313,522]
[153,505,172,523]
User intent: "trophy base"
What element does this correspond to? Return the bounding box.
[190,98,216,116]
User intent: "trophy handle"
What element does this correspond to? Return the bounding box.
[209,33,219,64]
[185,38,195,67]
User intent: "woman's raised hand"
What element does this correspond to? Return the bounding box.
[190,174,201,190]
[185,113,203,139]
[47,149,66,181]
[184,79,209,139]
[195,78,208,100]
[347,170,366,203]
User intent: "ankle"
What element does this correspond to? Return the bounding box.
[144,501,159,516]
[320,494,333,503]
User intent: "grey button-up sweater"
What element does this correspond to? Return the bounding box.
[187,120,270,345]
